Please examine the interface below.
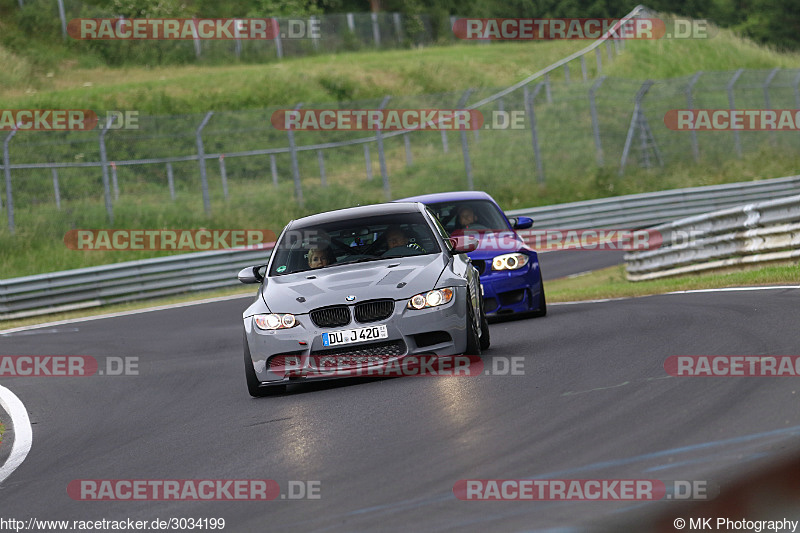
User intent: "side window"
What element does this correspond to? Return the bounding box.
[426,207,453,251]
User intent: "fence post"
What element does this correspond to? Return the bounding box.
[195,111,214,215]
[794,72,800,136]
[619,80,655,175]
[403,133,412,167]
[270,154,278,188]
[376,95,391,200]
[371,12,381,47]
[3,128,18,234]
[219,154,228,200]
[273,18,283,59]
[192,18,201,58]
[605,40,613,61]
[727,68,744,158]
[317,150,326,186]
[110,161,119,200]
[166,162,175,200]
[99,115,116,223]
[347,13,355,33]
[763,67,780,145]
[364,144,373,181]
[544,73,552,103]
[686,71,703,162]
[580,55,588,82]
[564,63,570,85]
[523,83,545,184]
[440,129,449,153]
[52,168,61,209]
[310,15,320,51]
[287,103,304,207]
[56,0,67,40]
[458,89,474,190]
[589,76,606,167]
[393,13,403,43]
[595,47,602,74]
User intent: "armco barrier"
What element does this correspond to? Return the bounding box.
[625,194,800,281]
[2,175,799,320]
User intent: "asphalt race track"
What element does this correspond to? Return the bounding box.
[1,251,799,532]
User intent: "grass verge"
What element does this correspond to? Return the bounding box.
[545,263,800,302]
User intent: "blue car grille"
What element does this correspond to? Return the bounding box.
[354,299,394,323]
[310,305,351,328]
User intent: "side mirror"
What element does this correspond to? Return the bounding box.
[448,234,479,254]
[238,265,265,284]
[511,216,534,230]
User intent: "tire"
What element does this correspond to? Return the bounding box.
[244,332,286,397]
[479,299,491,350]
[464,294,482,356]
[529,278,547,318]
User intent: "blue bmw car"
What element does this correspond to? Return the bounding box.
[395,191,546,319]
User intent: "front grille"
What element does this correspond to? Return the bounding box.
[310,305,351,328]
[472,260,486,275]
[311,339,406,358]
[354,299,394,323]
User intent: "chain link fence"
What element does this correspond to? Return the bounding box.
[6,7,799,236]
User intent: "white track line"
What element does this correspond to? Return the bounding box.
[0,385,33,486]
[550,285,800,306]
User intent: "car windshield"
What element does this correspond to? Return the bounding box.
[424,200,510,233]
[269,212,440,276]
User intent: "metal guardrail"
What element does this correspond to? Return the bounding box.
[624,194,800,281]
[507,174,800,229]
[2,174,799,320]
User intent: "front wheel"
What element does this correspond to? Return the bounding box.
[464,294,482,356]
[479,299,491,350]
[530,278,547,318]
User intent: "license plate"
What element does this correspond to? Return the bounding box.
[322,325,388,347]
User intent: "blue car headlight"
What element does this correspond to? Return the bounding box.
[492,253,529,271]
[407,288,454,310]
[254,313,297,330]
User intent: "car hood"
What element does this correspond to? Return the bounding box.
[260,254,448,314]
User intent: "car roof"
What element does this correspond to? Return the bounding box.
[394,190,499,206]
[288,201,425,228]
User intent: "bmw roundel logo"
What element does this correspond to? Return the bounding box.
[345,295,356,302]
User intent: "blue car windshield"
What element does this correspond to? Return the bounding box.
[269,212,440,276]
[424,200,510,233]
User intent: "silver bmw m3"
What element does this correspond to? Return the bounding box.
[237,202,490,396]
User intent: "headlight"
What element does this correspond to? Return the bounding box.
[254,314,297,330]
[492,253,529,271]
[407,288,454,310]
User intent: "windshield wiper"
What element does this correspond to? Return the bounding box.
[336,257,386,266]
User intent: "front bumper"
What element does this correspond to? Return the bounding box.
[476,257,543,316]
[244,290,468,385]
